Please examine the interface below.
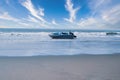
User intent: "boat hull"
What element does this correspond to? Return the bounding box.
[106,32,117,35]
[49,35,76,39]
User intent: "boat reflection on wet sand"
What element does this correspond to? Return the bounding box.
[49,32,76,39]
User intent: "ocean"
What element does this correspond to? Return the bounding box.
[0,28,120,56]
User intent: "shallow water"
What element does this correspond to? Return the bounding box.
[0,32,120,56]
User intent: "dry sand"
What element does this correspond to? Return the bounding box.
[0,54,120,80]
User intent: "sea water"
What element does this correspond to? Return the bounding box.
[0,28,120,56]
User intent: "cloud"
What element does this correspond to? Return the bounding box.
[89,0,111,15]
[20,0,55,28]
[76,0,120,29]
[27,15,39,23]
[64,0,80,23]
[38,8,44,17]
[0,12,33,27]
[21,0,46,22]
[102,4,120,25]
[89,0,110,9]
[24,15,49,27]
[0,12,18,21]
[77,17,106,29]
[78,17,97,27]
[52,19,58,25]
[18,22,30,26]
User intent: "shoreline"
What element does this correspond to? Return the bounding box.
[0,53,119,58]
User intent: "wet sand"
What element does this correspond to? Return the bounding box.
[0,54,120,80]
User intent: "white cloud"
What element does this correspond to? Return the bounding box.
[89,0,110,9]
[91,0,120,27]
[64,0,80,23]
[27,15,39,23]
[18,22,30,26]
[0,12,18,21]
[76,0,120,29]
[20,0,55,28]
[102,4,120,25]
[21,0,46,22]
[24,15,49,27]
[89,0,111,15]
[52,19,58,25]
[78,17,97,27]
[0,12,32,27]
[77,17,102,29]
[0,0,59,28]
[38,8,44,17]
[19,0,57,28]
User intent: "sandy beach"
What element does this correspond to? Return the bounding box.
[0,54,120,80]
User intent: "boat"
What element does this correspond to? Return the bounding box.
[49,32,76,39]
[106,32,117,35]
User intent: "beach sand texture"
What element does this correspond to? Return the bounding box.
[0,55,120,80]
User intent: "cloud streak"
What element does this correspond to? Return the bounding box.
[52,19,58,25]
[21,0,58,28]
[21,0,46,22]
[64,0,80,23]
[102,4,120,25]
[77,0,120,29]
[0,12,30,27]
[0,12,36,27]
[0,12,18,21]
[89,0,111,15]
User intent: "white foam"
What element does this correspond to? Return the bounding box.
[0,32,120,56]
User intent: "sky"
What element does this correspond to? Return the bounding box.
[0,0,120,30]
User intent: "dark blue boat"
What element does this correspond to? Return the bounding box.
[106,32,118,35]
[49,32,76,39]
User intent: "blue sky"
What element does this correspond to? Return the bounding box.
[0,0,120,29]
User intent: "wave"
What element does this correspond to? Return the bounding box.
[0,32,120,56]
[0,32,120,41]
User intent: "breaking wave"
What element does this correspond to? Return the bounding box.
[0,32,120,56]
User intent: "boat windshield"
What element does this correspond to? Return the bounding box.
[52,33,59,35]
[52,32,74,35]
